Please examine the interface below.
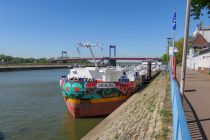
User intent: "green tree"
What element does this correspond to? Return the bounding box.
[174,38,184,64]
[174,37,193,64]
[37,58,48,63]
[161,38,184,65]
[0,54,51,64]
[191,0,210,19]
[161,54,168,64]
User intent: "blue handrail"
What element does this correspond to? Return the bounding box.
[169,69,191,140]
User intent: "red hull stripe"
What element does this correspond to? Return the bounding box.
[65,98,126,117]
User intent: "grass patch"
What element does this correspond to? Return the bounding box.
[160,109,172,124]
[114,131,120,139]
[148,104,155,113]
[155,128,170,139]
[155,73,172,139]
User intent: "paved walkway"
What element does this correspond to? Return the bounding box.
[177,67,210,140]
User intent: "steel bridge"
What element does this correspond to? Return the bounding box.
[51,57,161,61]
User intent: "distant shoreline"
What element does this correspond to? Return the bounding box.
[0,64,70,72]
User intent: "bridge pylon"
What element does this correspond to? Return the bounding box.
[61,51,67,63]
[62,51,67,58]
[109,45,116,58]
[109,45,117,66]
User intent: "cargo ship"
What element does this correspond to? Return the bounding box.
[59,66,147,117]
[59,43,159,117]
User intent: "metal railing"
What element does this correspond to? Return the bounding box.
[169,69,191,140]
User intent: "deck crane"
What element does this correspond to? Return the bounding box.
[76,43,103,69]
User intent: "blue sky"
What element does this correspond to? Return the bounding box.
[0,0,209,58]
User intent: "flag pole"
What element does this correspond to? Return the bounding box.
[172,9,176,69]
[172,27,176,68]
[180,0,191,102]
[167,38,172,70]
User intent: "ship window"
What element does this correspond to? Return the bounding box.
[135,72,138,77]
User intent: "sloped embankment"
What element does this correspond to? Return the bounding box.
[82,73,172,140]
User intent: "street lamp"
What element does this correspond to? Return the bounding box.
[166,37,172,69]
[180,0,191,101]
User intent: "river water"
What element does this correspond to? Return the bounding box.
[0,69,104,140]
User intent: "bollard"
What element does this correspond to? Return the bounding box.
[147,61,152,80]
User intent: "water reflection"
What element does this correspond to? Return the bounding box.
[58,111,105,140]
[0,131,4,140]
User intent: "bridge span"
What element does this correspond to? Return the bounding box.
[51,57,161,61]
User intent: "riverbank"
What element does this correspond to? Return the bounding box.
[0,64,69,72]
[82,73,172,140]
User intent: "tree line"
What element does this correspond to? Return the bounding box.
[0,54,49,64]
[0,54,90,65]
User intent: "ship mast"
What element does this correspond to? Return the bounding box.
[77,43,102,69]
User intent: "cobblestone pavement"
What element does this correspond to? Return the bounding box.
[83,73,171,140]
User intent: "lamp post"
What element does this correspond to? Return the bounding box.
[180,0,191,101]
[166,38,172,69]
